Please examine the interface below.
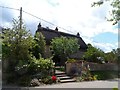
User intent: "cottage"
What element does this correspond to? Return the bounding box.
[36,23,88,65]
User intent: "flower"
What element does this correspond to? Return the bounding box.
[51,76,57,81]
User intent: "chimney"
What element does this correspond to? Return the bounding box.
[55,27,58,31]
[38,22,41,29]
[77,32,80,37]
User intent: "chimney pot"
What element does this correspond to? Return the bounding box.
[38,22,41,29]
[77,32,80,37]
[55,27,58,31]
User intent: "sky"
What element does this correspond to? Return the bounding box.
[0,0,118,52]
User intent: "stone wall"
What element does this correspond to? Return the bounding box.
[65,61,118,75]
[85,62,118,71]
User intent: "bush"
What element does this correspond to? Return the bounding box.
[6,73,18,84]
[28,57,55,78]
[41,76,53,84]
[17,75,31,86]
[66,59,77,63]
[90,71,118,80]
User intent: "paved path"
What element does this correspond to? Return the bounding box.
[31,80,119,88]
[2,80,119,89]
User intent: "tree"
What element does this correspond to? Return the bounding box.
[2,18,33,73]
[31,32,46,59]
[105,48,119,63]
[92,0,120,25]
[2,18,54,85]
[50,36,79,63]
[83,44,105,63]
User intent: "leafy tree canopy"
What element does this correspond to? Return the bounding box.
[2,18,34,71]
[92,0,120,25]
[83,44,105,63]
[50,36,80,61]
[105,48,120,63]
[31,32,46,59]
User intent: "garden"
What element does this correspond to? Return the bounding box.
[1,18,59,86]
[65,59,118,82]
[1,18,119,87]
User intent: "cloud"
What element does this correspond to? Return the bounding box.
[0,0,118,52]
[83,36,118,52]
[93,42,118,53]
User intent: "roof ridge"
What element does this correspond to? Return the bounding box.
[38,26,80,38]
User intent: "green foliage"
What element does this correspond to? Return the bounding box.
[76,63,94,81]
[105,48,119,63]
[28,57,55,77]
[2,20,33,60]
[80,65,93,81]
[2,18,55,86]
[17,75,31,86]
[31,32,46,59]
[2,18,35,84]
[51,36,79,62]
[2,18,34,73]
[90,71,118,80]
[41,76,53,84]
[66,58,77,63]
[83,44,119,63]
[83,44,105,63]
[6,72,18,84]
[92,0,120,25]
[112,88,118,90]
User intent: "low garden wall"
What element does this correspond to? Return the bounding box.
[85,62,118,71]
[65,61,118,76]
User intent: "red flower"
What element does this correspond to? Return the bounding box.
[52,76,57,81]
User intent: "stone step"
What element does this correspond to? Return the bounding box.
[58,76,72,80]
[60,79,76,83]
[55,72,66,75]
[55,70,76,83]
[56,74,66,77]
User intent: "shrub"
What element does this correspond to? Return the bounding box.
[41,76,53,84]
[17,75,31,86]
[90,71,118,80]
[41,76,57,84]
[75,62,95,81]
[6,73,18,84]
[28,57,55,78]
[31,32,46,59]
[66,59,77,63]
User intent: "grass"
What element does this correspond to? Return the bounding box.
[112,88,118,90]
